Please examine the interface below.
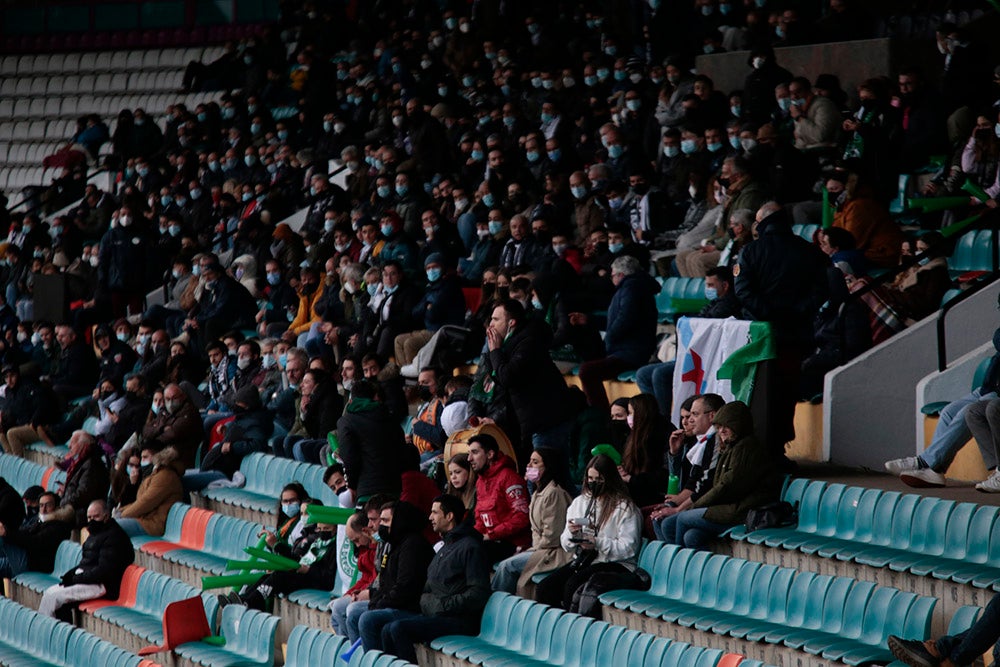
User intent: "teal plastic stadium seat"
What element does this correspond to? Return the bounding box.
[455,597,536,662]
[779,483,847,551]
[432,593,516,656]
[615,628,653,667]
[852,493,919,567]
[462,601,545,664]
[655,550,712,621]
[674,555,742,627]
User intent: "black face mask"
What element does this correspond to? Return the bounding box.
[497,286,510,300]
[87,519,106,533]
[975,128,993,143]
[586,480,605,496]
[482,283,496,300]
[631,183,649,196]
[301,282,318,294]
[378,525,391,542]
[418,385,434,402]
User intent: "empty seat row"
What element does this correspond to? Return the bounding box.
[728,478,1000,589]
[0,167,49,192]
[0,71,185,99]
[286,625,416,667]
[655,277,708,323]
[77,564,219,655]
[600,543,935,666]
[0,451,65,495]
[0,119,82,141]
[431,591,762,667]
[0,596,155,667]
[11,539,82,608]
[950,229,996,275]
[174,602,278,667]
[193,451,338,523]
[0,91,222,122]
[131,503,264,586]
[0,46,223,77]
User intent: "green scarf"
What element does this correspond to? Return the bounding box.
[346,397,379,414]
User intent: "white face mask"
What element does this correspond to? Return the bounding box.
[89,255,100,267]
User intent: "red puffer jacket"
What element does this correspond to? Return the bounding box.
[474,454,530,547]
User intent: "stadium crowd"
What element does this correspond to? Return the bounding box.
[0,0,996,661]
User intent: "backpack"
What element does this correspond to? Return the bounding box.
[744,500,799,533]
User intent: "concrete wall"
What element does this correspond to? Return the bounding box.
[823,279,1000,469]
[695,37,925,102]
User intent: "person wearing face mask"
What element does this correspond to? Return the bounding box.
[97,206,151,318]
[741,46,792,125]
[393,254,465,368]
[0,364,58,457]
[829,172,904,269]
[659,401,780,549]
[287,266,326,342]
[376,212,419,276]
[142,383,204,469]
[408,368,447,456]
[220,513,341,612]
[256,259,299,337]
[356,500,435,652]
[787,77,840,151]
[491,447,573,598]
[114,446,184,537]
[38,499,134,618]
[534,454,642,616]
[46,431,110,528]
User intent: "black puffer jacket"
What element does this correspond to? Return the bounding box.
[369,501,434,613]
[337,400,405,499]
[65,518,135,599]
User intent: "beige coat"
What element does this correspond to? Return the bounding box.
[516,481,573,598]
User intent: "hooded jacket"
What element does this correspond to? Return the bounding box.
[693,401,781,524]
[337,399,405,499]
[473,453,530,548]
[420,522,490,618]
[369,501,434,612]
[120,447,185,536]
[66,518,134,599]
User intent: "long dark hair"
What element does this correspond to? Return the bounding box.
[533,446,571,494]
[622,393,666,475]
[445,453,476,509]
[274,482,308,533]
[582,454,634,530]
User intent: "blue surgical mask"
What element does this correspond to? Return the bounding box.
[777,97,792,112]
[244,155,257,167]
[705,287,718,301]
[437,86,448,97]
[488,221,504,235]
[116,332,129,343]
[367,283,379,297]
[540,112,553,123]
[571,185,588,199]
[482,193,495,208]
[395,184,409,197]
[380,223,394,237]
[608,242,624,253]
[707,142,723,153]
[426,267,442,282]
[608,144,624,159]
[471,149,484,161]
[169,224,181,237]
[625,99,640,112]
[377,185,391,199]
[384,284,398,295]
[584,75,597,87]
[160,195,171,207]
[526,150,540,163]
[613,70,627,82]
[251,123,262,135]
[663,145,680,158]
[731,105,742,117]
[267,272,281,285]
[547,149,561,161]
[282,502,300,518]
[681,139,698,154]
[729,136,741,150]
[531,297,543,310]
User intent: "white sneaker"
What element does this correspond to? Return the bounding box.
[899,467,947,488]
[884,456,921,476]
[976,471,1000,493]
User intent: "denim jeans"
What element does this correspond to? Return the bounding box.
[964,397,1000,470]
[329,595,352,635]
[921,389,996,472]
[937,592,1000,664]
[359,608,418,651]
[344,599,369,643]
[491,551,532,593]
[655,507,731,550]
[635,361,676,418]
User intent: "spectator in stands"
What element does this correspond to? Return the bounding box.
[0,364,57,456]
[445,453,477,516]
[282,368,342,463]
[578,255,658,412]
[886,321,1000,488]
[187,385,272,491]
[49,430,109,527]
[468,433,530,564]
[735,202,828,460]
[381,494,491,662]
[492,447,573,597]
[829,173,904,268]
[889,591,1000,665]
[618,394,671,507]
[394,254,466,368]
[142,383,203,468]
[742,47,792,126]
[9,490,72,576]
[337,379,406,502]
[330,511,377,636]
[535,454,643,616]
[0,476,25,577]
[49,324,98,403]
[39,499,134,618]
[184,261,257,350]
[357,501,435,652]
[658,401,781,549]
[480,298,579,457]
[850,231,951,345]
[221,518,338,611]
[409,367,447,457]
[964,395,1000,493]
[114,446,184,537]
